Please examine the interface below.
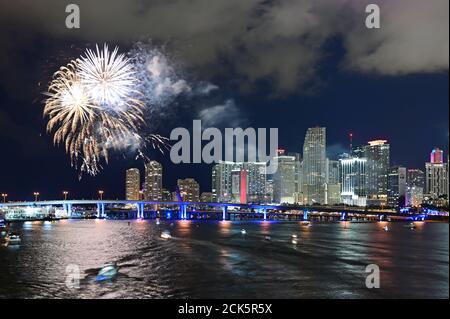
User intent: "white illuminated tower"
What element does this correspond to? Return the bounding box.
[302,127,326,205]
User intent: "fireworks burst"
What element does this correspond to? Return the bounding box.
[44,44,167,176]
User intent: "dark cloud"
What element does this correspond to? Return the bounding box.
[0,0,447,94]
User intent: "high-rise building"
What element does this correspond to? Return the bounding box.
[425,149,448,199]
[144,161,162,201]
[162,188,172,202]
[405,186,424,207]
[364,140,390,206]
[213,161,267,204]
[177,178,200,202]
[340,157,367,206]
[125,168,140,200]
[200,192,214,202]
[430,148,444,164]
[273,155,296,204]
[288,152,303,204]
[302,127,327,204]
[325,159,341,205]
[407,169,425,188]
[387,166,407,208]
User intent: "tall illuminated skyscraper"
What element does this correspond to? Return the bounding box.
[387,166,407,208]
[340,156,367,206]
[177,178,200,202]
[144,161,162,201]
[364,140,390,206]
[125,168,140,200]
[302,127,326,204]
[273,155,296,204]
[425,149,448,199]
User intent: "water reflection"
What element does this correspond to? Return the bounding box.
[0,220,447,299]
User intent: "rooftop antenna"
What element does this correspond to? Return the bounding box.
[349,132,353,155]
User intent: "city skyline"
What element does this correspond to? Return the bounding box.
[0,130,448,202]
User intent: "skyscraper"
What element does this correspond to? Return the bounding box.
[430,148,444,164]
[302,127,326,204]
[272,155,296,204]
[125,168,140,201]
[177,178,200,202]
[387,166,407,208]
[326,159,341,205]
[425,149,448,199]
[364,140,390,206]
[340,156,367,206]
[288,152,303,204]
[407,169,425,188]
[144,161,163,201]
[213,161,267,203]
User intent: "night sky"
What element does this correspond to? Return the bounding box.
[0,1,448,201]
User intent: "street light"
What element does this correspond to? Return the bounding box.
[63,191,69,201]
[33,192,40,202]
[1,193,7,203]
[98,190,104,200]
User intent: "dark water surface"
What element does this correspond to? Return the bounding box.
[0,220,448,298]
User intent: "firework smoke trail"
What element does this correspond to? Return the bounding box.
[44,44,165,176]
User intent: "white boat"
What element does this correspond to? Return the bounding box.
[160,231,172,239]
[95,263,118,282]
[5,233,21,245]
[241,229,247,235]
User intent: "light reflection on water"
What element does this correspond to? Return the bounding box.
[0,220,448,299]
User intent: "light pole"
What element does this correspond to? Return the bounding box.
[33,192,40,202]
[1,193,7,203]
[63,191,68,201]
[98,190,104,200]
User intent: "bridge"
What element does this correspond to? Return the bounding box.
[0,199,416,222]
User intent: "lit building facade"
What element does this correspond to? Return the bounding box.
[212,161,267,204]
[177,178,200,202]
[125,168,140,201]
[302,127,327,204]
[405,186,424,207]
[273,155,296,204]
[425,158,448,199]
[364,140,390,206]
[144,161,163,201]
[387,166,407,208]
[340,157,367,206]
[407,169,425,189]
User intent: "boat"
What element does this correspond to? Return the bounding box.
[95,263,118,282]
[383,225,389,232]
[291,234,298,239]
[160,231,172,239]
[241,229,247,235]
[300,221,310,226]
[5,233,21,245]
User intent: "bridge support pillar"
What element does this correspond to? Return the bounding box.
[97,203,105,218]
[340,212,347,221]
[303,210,309,221]
[65,203,72,218]
[222,206,228,220]
[379,214,385,221]
[180,204,187,219]
[136,202,145,219]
